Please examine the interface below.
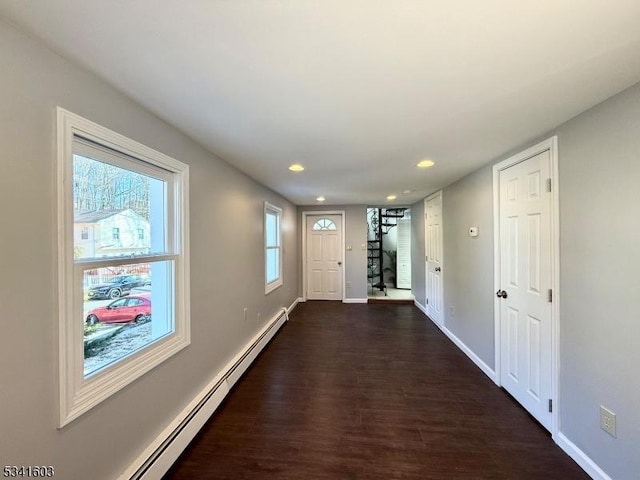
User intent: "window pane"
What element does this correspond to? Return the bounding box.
[83,260,174,377]
[266,248,279,284]
[73,154,166,260]
[313,218,336,230]
[265,211,278,247]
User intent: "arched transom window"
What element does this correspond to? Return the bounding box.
[312,218,337,231]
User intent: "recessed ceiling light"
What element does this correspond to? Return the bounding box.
[417,159,435,168]
[316,196,326,202]
[387,194,397,200]
[288,163,305,172]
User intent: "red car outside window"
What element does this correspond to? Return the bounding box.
[86,296,151,325]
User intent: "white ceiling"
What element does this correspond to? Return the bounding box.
[2,1,640,205]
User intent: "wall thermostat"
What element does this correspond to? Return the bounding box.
[469,226,479,237]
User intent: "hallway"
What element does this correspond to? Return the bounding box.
[165,302,587,479]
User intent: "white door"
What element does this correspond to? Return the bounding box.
[497,150,553,431]
[425,191,443,325]
[306,215,343,300]
[396,218,412,289]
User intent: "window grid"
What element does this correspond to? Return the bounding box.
[312,218,337,230]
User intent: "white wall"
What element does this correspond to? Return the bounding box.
[555,82,640,480]
[442,165,495,368]
[0,19,298,480]
[411,81,640,479]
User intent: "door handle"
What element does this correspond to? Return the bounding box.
[435,267,441,272]
[338,261,342,266]
[496,289,508,299]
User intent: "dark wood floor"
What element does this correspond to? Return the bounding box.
[164,301,588,480]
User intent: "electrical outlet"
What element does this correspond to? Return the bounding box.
[449,306,455,317]
[346,281,351,288]
[243,307,247,322]
[600,405,617,437]
[257,312,261,324]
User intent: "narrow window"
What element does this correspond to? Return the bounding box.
[57,108,190,426]
[264,202,283,293]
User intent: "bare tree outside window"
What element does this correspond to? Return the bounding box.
[73,155,151,220]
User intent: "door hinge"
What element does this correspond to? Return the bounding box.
[546,178,552,192]
[548,289,553,302]
[426,298,429,305]
[548,399,553,413]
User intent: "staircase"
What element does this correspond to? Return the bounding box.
[367,207,407,295]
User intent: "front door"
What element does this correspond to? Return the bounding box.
[497,149,553,431]
[425,191,443,325]
[306,215,343,300]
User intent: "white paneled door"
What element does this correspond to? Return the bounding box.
[497,150,553,431]
[425,191,443,326]
[306,214,343,300]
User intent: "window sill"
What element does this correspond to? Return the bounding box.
[265,280,283,295]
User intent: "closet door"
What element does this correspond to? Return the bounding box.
[396,218,411,289]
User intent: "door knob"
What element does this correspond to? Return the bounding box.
[338,261,342,266]
[435,267,441,272]
[496,289,507,299]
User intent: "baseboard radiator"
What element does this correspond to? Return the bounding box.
[123,307,289,480]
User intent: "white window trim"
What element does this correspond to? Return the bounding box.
[264,202,283,294]
[56,107,190,427]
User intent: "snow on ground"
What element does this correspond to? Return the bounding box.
[84,321,152,376]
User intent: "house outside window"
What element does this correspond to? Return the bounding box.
[57,107,190,426]
[264,202,283,294]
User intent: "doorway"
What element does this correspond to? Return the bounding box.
[366,207,413,302]
[493,137,559,433]
[303,212,344,301]
[425,191,444,325]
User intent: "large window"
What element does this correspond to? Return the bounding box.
[57,108,190,426]
[264,202,283,294]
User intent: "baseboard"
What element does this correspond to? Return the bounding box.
[414,299,428,316]
[439,323,497,383]
[414,300,497,383]
[287,297,302,314]
[343,298,368,304]
[119,298,297,480]
[556,432,611,480]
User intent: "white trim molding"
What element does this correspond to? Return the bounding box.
[556,432,613,480]
[414,300,428,316]
[415,300,497,383]
[342,298,368,304]
[118,300,296,480]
